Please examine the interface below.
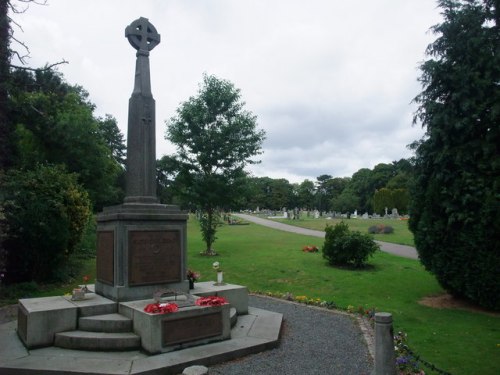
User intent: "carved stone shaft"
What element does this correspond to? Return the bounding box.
[124,17,161,204]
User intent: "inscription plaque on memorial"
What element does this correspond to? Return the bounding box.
[162,312,222,346]
[128,230,181,285]
[96,231,114,285]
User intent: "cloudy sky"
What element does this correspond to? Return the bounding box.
[11,0,443,183]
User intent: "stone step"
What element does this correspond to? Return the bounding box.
[79,313,133,333]
[54,330,141,351]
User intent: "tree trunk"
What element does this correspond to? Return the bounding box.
[0,0,12,170]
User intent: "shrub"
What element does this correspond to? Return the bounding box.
[382,225,394,234]
[322,221,379,268]
[1,165,91,283]
[368,224,394,234]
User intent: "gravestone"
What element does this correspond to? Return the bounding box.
[95,17,189,301]
[391,208,399,218]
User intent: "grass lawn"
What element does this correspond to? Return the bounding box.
[188,218,499,375]
[263,215,415,246]
[1,217,498,374]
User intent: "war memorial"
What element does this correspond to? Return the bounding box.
[0,18,282,375]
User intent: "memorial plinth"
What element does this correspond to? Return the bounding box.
[95,203,188,301]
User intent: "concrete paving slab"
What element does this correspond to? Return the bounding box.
[62,292,117,316]
[247,307,283,341]
[0,325,28,363]
[29,346,147,360]
[0,306,282,375]
[0,355,133,375]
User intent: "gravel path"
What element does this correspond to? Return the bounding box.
[210,295,373,375]
[233,213,418,260]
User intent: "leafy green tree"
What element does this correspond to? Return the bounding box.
[373,187,409,215]
[410,0,500,310]
[269,178,294,210]
[97,115,126,168]
[1,164,91,283]
[373,188,393,215]
[157,155,183,206]
[348,168,373,212]
[315,174,332,212]
[331,189,359,213]
[297,179,315,209]
[8,69,124,210]
[166,74,265,254]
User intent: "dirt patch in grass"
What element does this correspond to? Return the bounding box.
[419,293,500,317]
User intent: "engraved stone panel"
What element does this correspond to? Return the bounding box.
[97,231,114,285]
[162,312,222,346]
[128,230,181,285]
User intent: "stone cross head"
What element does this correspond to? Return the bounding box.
[125,17,161,53]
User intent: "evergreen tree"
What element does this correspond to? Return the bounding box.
[410,0,499,309]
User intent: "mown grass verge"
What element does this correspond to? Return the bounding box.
[1,216,498,374]
[265,215,415,246]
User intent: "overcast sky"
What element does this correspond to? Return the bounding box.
[12,0,443,183]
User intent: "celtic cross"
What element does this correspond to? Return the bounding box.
[125,17,161,54]
[123,17,160,202]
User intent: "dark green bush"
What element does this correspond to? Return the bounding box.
[1,165,91,283]
[322,221,379,268]
[368,224,394,234]
[382,225,394,234]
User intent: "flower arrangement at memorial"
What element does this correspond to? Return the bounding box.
[82,275,90,293]
[144,302,179,314]
[186,269,200,282]
[195,296,228,307]
[302,245,319,253]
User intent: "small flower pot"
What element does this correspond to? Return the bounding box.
[189,279,194,290]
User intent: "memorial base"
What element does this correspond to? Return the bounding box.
[95,203,188,302]
[120,299,231,354]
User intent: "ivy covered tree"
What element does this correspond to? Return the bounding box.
[166,74,265,255]
[409,0,499,310]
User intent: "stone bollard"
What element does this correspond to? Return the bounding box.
[375,312,396,375]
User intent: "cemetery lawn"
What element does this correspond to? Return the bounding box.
[188,219,499,375]
[1,218,497,374]
[268,216,415,246]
